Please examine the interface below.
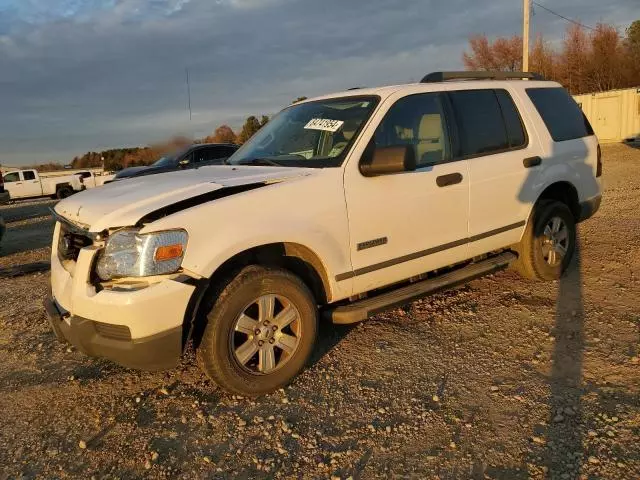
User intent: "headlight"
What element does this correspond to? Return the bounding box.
[96,229,188,281]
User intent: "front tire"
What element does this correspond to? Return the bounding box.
[196,266,318,396]
[514,200,576,280]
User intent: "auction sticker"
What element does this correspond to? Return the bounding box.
[304,118,344,133]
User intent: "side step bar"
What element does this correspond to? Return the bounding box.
[327,252,516,324]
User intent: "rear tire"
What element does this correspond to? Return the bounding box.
[514,200,576,281]
[56,187,73,199]
[196,266,318,396]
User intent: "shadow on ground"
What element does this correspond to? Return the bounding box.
[545,239,585,477]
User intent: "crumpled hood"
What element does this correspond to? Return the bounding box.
[55,165,313,232]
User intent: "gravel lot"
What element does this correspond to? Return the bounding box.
[0,145,639,479]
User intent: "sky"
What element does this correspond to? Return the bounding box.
[0,0,637,166]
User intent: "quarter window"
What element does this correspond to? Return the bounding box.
[373,93,450,167]
[449,89,509,157]
[527,87,594,142]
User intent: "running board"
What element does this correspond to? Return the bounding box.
[327,252,517,324]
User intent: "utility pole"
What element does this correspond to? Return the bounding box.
[185,67,192,121]
[522,0,530,72]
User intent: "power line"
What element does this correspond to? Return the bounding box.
[532,2,596,31]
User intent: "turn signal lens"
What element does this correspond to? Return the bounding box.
[154,244,184,262]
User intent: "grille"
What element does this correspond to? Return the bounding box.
[57,225,93,261]
[93,321,132,341]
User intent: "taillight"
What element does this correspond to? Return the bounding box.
[596,144,602,177]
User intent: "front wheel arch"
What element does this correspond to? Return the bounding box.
[186,242,330,351]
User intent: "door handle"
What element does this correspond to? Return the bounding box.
[523,156,542,168]
[436,172,463,187]
[16,182,23,185]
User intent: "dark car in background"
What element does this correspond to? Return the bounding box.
[113,143,239,181]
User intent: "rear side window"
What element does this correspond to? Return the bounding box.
[448,90,509,157]
[526,87,594,142]
[23,171,36,180]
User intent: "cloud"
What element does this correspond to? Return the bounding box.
[0,0,637,165]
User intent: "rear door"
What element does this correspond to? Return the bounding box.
[451,88,539,257]
[21,170,44,197]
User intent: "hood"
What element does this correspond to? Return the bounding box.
[115,166,152,178]
[55,165,313,232]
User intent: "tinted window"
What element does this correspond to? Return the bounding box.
[526,87,593,142]
[374,93,450,167]
[3,172,19,182]
[23,171,36,180]
[449,90,509,157]
[77,172,91,178]
[495,90,526,148]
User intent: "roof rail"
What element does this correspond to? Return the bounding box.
[421,71,544,83]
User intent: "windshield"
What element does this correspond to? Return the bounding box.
[227,96,379,168]
[151,146,189,167]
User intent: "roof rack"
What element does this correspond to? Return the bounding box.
[421,71,544,83]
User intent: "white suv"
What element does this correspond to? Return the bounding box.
[45,71,602,396]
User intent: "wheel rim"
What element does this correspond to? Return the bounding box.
[541,216,569,266]
[230,294,302,375]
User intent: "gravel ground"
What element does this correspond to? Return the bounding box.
[0,145,638,479]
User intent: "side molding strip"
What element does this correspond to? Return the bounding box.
[336,220,525,281]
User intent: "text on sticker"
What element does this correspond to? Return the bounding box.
[304,118,344,133]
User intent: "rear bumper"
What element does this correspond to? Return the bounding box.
[44,296,182,370]
[578,194,602,222]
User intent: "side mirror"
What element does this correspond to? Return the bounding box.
[359,143,416,177]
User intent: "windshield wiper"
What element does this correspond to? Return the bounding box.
[235,157,287,167]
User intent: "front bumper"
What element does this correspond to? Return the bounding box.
[47,221,197,370]
[44,297,182,370]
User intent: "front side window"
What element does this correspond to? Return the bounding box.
[373,93,450,167]
[228,96,379,168]
[3,172,19,182]
[449,89,509,157]
[23,171,36,180]
[196,146,233,163]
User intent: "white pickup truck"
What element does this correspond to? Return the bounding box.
[2,169,85,200]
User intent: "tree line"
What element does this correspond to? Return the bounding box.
[41,113,271,172]
[463,20,640,95]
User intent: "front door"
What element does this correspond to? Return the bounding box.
[2,171,25,198]
[342,92,470,294]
